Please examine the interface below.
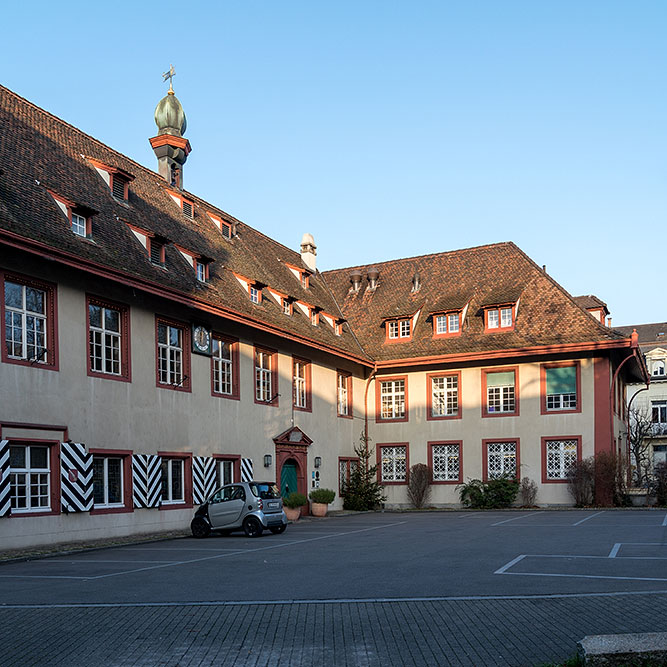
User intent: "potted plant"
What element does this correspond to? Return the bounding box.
[309,488,336,517]
[283,492,308,521]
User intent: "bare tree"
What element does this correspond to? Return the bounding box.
[628,405,655,489]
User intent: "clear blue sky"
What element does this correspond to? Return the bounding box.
[3,1,665,326]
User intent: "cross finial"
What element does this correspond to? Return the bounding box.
[162,64,176,93]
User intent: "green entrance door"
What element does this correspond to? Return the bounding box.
[280,460,298,498]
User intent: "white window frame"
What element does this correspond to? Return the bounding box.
[161,458,185,504]
[92,456,124,507]
[431,444,460,482]
[486,441,517,479]
[337,372,349,416]
[89,303,121,376]
[293,359,308,408]
[71,212,87,237]
[431,375,458,417]
[213,338,233,395]
[283,299,292,315]
[255,350,273,402]
[249,286,260,304]
[653,360,665,377]
[217,459,235,487]
[158,323,183,385]
[9,444,51,513]
[500,307,513,328]
[400,319,411,338]
[380,379,406,420]
[380,445,407,482]
[545,439,578,480]
[487,372,516,414]
[653,401,667,425]
[5,280,48,362]
[545,366,577,411]
[387,321,399,339]
[196,262,206,282]
[487,309,499,329]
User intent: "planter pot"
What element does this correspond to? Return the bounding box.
[284,506,301,521]
[311,502,328,517]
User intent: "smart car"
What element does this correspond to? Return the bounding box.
[190,481,287,538]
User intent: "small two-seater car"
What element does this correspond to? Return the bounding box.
[190,481,287,538]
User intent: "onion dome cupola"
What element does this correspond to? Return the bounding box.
[149,65,191,190]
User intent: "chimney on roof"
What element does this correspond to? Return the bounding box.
[149,68,191,190]
[367,267,379,290]
[300,233,317,271]
[607,317,612,328]
[349,270,362,292]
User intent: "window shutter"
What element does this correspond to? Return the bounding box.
[60,442,93,512]
[221,223,231,239]
[182,200,193,218]
[486,371,514,387]
[150,240,163,264]
[0,440,10,517]
[112,175,126,200]
[546,366,576,394]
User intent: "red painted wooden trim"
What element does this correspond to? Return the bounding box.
[432,311,462,339]
[428,440,463,484]
[375,374,409,423]
[0,422,69,440]
[88,448,134,514]
[481,366,520,418]
[0,230,373,367]
[483,305,516,333]
[539,361,581,415]
[157,451,193,509]
[594,357,612,456]
[210,333,240,400]
[338,457,360,495]
[482,438,521,482]
[384,318,412,344]
[540,436,582,484]
[0,270,59,371]
[85,294,132,383]
[426,371,462,421]
[376,442,410,485]
[212,454,242,485]
[336,370,353,419]
[155,316,192,393]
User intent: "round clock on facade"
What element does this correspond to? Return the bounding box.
[192,325,211,354]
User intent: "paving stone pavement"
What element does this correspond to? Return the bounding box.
[3,592,667,666]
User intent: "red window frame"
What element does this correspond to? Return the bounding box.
[482,438,521,482]
[385,318,412,343]
[338,456,359,495]
[1,271,59,371]
[484,305,515,332]
[89,448,133,515]
[5,438,61,517]
[111,173,130,201]
[337,370,353,419]
[157,451,193,509]
[148,237,166,265]
[540,361,581,415]
[375,375,409,423]
[541,436,582,484]
[48,190,92,238]
[428,441,463,484]
[426,371,462,421]
[292,356,312,412]
[155,316,191,392]
[213,454,242,487]
[193,258,209,282]
[481,366,519,418]
[210,334,240,400]
[254,345,279,407]
[86,294,131,382]
[432,311,462,338]
[377,442,410,485]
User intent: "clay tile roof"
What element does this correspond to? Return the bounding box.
[573,294,609,312]
[615,322,667,352]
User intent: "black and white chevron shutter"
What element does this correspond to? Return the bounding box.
[0,440,10,517]
[241,458,253,482]
[192,456,216,504]
[60,442,93,512]
[133,454,161,508]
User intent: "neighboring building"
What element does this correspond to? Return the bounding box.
[616,323,667,468]
[0,84,648,549]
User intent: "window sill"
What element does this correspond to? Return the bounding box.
[90,506,133,515]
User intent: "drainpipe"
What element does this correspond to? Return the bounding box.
[363,364,378,470]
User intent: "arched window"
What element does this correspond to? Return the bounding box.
[653,359,665,377]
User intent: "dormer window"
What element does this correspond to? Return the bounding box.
[283,298,292,315]
[207,213,232,239]
[182,200,193,219]
[335,321,343,336]
[301,273,309,289]
[195,260,208,283]
[111,174,129,201]
[48,190,94,239]
[433,311,461,337]
[387,318,411,341]
[485,305,514,332]
[310,309,319,326]
[249,285,261,304]
[71,212,88,237]
[653,360,666,377]
[149,239,165,266]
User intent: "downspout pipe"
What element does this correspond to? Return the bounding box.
[364,364,378,470]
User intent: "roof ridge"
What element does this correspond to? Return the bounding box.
[322,241,515,275]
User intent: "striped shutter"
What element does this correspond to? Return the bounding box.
[60,442,94,512]
[0,440,10,517]
[192,456,216,504]
[133,454,162,508]
[241,457,253,482]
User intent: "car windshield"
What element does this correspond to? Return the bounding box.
[250,483,280,499]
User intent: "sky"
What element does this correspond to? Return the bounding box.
[2,1,665,326]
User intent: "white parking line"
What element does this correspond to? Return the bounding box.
[663,513,667,527]
[608,543,622,558]
[492,513,543,526]
[572,511,605,526]
[494,554,526,574]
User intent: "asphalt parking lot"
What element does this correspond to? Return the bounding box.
[1,510,667,665]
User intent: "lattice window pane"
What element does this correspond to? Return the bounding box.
[546,439,578,479]
[487,441,516,479]
[432,444,460,481]
[381,446,407,482]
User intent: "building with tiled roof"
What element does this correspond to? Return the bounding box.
[0,83,648,548]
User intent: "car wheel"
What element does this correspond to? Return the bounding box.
[269,524,287,534]
[243,517,263,538]
[191,517,211,539]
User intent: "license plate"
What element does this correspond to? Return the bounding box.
[268,502,279,509]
